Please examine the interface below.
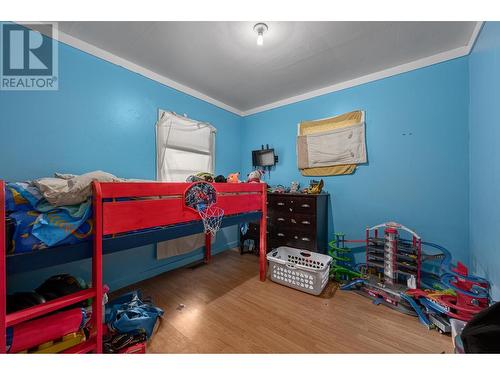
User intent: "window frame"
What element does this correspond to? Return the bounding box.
[155,109,216,182]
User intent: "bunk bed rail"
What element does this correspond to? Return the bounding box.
[100,183,263,235]
[98,181,263,198]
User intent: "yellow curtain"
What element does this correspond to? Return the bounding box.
[299,110,363,176]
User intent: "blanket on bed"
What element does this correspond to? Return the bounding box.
[33,170,123,206]
[6,182,93,252]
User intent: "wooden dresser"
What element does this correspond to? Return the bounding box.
[240,192,329,254]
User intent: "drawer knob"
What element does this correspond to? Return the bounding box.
[277,218,285,222]
[301,220,310,225]
[277,202,285,206]
[294,235,298,239]
[291,218,297,224]
[289,208,293,212]
[277,233,285,237]
[301,204,311,208]
[302,237,311,242]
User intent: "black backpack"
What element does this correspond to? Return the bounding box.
[461,301,500,353]
[35,274,88,305]
[7,292,46,313]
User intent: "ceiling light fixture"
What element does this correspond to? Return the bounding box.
[253,23,268,46]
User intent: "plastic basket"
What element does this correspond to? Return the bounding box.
[266,246,332,295]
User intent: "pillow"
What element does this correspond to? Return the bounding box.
[34,171,123,206]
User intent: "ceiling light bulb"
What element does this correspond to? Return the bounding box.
[257,33,264,46]
[253,23,268,47]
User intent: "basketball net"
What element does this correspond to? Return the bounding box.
[198,204,224,237]
[184,182,224,237]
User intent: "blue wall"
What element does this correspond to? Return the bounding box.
[242,58,470,264]
[0,39,241,292]
[2,25,496,298]
[469,22,500,300]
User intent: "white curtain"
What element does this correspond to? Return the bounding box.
[155,110,217,260]
[156,110,216,181]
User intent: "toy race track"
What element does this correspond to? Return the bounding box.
[406,240,490,322]
[335,221,492,334]
[328,233,362,282]
[341,277,418,317]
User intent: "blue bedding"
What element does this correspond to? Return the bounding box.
[5,182,93,254]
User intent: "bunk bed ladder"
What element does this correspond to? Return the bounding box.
[92,181,104,353]
[0,180,103,354]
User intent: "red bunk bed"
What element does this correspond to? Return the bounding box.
[0,180,268,353]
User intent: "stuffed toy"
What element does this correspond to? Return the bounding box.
[214,175,227,183]
[186,172,214,183]
[195,172,214,182]
[247,170,265,183]
[227,172,240,183]
[290,181,300,192]
[303,179,324,194]
[186,175,203,183]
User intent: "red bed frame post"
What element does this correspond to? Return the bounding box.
[204,232,211,263]
[259,183,267,281]
[1,180,6,353]
[417,237,422,288]
[92,181,103,353]
[365,227,369,273]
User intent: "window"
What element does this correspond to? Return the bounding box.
[156,110,216,181]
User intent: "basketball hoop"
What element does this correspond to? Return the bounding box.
[184,182,224,236]
[198,204,224,237]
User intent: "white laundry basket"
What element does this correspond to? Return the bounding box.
[267,246,332,295]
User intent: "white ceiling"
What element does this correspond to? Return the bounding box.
[56,21,477,114]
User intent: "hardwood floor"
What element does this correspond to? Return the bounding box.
[113,249,454,353]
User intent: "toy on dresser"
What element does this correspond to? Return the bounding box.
[247,170,265,183]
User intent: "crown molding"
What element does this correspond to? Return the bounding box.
[465,21,484,54]
[50,27,243,116]
[19,21,484,118]
[242,21,484,116]
[241,46,468,116]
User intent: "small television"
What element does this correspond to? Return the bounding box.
[252,147,277,167]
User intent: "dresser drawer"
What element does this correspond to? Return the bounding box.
[290,196,316,214]
[267,195,290,212]
[268,197,316,214]
[288,213,316,228]
[268,231,317,251]
[270,213,316,234]
[289,234,316,249]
